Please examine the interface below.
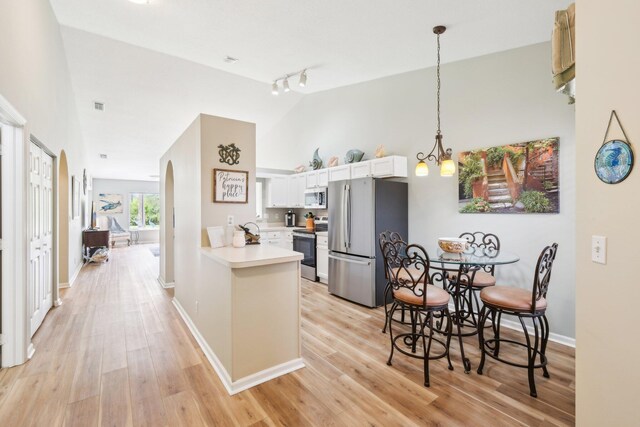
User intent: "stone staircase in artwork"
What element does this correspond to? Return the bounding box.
[528,157,558,192]
[486,169,513,208]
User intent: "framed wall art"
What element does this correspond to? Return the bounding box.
[458,137,560,214]
[213,169,248,203]
[594,110,634,184]
[97,193,124,214]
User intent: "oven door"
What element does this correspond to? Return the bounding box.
[293,233,317,281]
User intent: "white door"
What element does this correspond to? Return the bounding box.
[28,143,53,337]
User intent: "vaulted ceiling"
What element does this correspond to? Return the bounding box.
[51,0,572,180]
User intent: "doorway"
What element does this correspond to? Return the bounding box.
[58,151,69,287]
[28,139,54,337]
[161,160,175,287]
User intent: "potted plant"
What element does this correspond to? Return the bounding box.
[304,212,315,230]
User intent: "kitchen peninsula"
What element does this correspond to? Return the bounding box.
[193,244,304,394]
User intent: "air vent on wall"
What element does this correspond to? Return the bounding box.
[94,102,105,111]
[99,153,107,159]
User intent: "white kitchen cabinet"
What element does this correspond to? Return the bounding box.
[370,155,408,178]
[317,169,329,187]
[350,161,371,179]
[287,175,305,208]
[328,165,351,182]
[305,171,318,188]
[283,230,293,250]
[306,169,329,188]
[316,234,328,284]
[267,176,288,207]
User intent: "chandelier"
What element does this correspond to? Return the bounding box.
[415,26,456,177]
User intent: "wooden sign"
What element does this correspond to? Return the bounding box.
[213,169,248,203]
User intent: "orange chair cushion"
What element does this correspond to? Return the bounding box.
[480,286,546,312]
[393,284,450,307]
[447,270,496,287]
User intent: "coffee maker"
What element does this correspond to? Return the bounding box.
[285,210,296,227]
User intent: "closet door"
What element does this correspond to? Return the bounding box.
[28,142,53,337]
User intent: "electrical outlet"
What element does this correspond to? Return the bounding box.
[592,235,607,264]
[275,213,280,220]
[227,215,234,225]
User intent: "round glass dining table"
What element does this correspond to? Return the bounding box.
[424,247,520,373]
[426,247,520,268]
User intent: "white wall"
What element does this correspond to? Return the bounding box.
[92,178,160,243]
[576,1,640,424]
[260,42,576,339]
[0,0,88,288]
[160,114,256,355]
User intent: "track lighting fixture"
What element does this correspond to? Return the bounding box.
[270,69,310,95]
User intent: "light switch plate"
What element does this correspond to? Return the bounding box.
[592,235,607,264]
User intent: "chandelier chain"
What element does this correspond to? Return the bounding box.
[436,33,441,135]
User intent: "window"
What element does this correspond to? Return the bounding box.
[256,181,263,219]
[130,193,160,229]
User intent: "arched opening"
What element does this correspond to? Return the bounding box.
[58,150,69,287]
[161,160,175,286]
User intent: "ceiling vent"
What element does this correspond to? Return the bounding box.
[99,153,107,159]
[223,56,239,64]
[94,101,105,111]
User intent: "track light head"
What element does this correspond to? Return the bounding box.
[283,78,291,92]
[271,81,279,95]
[299,70,307,87]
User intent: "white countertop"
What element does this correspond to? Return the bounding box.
[316,231,328,236]
[200,245,303,269]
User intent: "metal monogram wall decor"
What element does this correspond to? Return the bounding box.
[213,169,248,203]
[218,143,241,165]
[594,110,634,184]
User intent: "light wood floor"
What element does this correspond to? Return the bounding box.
[0,245,575,426]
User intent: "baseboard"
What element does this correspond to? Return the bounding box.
[500,318,576,348]
[157,276,175,289]
[27,343,35,359]
[172,298,305,395]
[447,303,575,348]
[59,262,83,289]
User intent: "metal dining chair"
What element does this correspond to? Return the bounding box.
[383,241,454,387]
[477,243,559,397]
[447,231,501,328]
[379,231,409,333]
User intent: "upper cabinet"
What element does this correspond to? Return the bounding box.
[370,156,408,178]
[328,165,351,182]
[287,175,305,208]
[350,161,371,179]
[267,176,288,208]
[305,169,329,188]
[265,156,407,208]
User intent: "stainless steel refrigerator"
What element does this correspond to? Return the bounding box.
[328,177,408,307]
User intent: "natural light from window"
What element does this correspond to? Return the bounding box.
[130,193,160,229]
[256,181,263,219]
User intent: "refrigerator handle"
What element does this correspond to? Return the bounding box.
[342,184,347,248]
[345,184,351,249]
[328,254,371,266]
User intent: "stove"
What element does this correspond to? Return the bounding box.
[292,217,328,281]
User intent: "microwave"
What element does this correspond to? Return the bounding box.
[304,187,327,209]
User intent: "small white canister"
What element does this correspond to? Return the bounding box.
[232,230,246,248]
